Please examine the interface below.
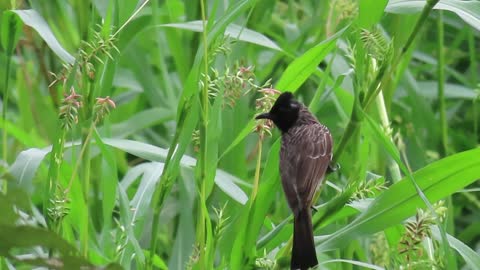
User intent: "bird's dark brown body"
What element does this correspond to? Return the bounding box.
[256,92,333,270]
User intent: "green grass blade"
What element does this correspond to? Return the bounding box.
[11,9,74,63]
[319,147,480,250]
[431,227,480,270]
[386,0,480,31]
[160,21,282,51]
[276,26,349,92]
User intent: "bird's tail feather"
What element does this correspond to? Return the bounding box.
[291,209,318,270]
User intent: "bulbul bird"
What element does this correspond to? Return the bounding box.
[256,92,333,270]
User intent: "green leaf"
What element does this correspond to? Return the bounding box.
[431,227,480,270]
[0,225,76,253]
[161,21,282,51]
[117,185,145,266]
[227,140,281,269]
[386,0,480,31]
[103,138,248,204]
[101,108,175,138]
[358,0,388,28]
[219,119,256,160]
[413,81,478,100]
[0,191,99,270]
[143,250,168,270]
[319,147,480,250]
[7,137,248,205]
[0,187,31,226]
[215,170,249,205]
[9,148,49,194]
[129,162,164,221]
[1,11,22,54]
[92,131,118,237]
[276,26,349,92]
[363,111,452,263]
[203,88,224,197]
[11,9,74,63]
[168,173,195,270]
[0,224,122,269]
[0,118,44,147]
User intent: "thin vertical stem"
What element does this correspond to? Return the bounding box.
[376,90,402,182]
[468,30,478,143]
[80,148,91,257]
[436,11,456,269]
[113,0,151,38]
[80,82,95,258]
[332,118,359,164]
[200,1,209,122]
[2,54,11,194]
[437,11,448,156]
[402,0,439,55]
[251,135,263,201]
[196,0,210,267]
[474,94,478,144]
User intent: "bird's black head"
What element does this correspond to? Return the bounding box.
[255,92,300,133]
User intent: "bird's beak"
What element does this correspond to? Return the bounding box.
[255,112,271,120]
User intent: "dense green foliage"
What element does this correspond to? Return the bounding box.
[1,0,479,269]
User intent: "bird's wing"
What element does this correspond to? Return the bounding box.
[280,124,333,211]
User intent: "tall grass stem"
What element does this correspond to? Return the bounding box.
[437,11,448,156]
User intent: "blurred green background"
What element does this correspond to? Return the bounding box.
[0,0,479,269]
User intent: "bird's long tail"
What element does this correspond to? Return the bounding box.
[291,209,318,270]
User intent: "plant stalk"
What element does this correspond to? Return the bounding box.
[402,0,440,56]
[194,0,211,268]
[376,90,402,182]
[437,11,448,156]
[2,54,12,194]
[333,0,440,163]
[468,29,478,143]
[251,134,263,201]
[80,82,95,258]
